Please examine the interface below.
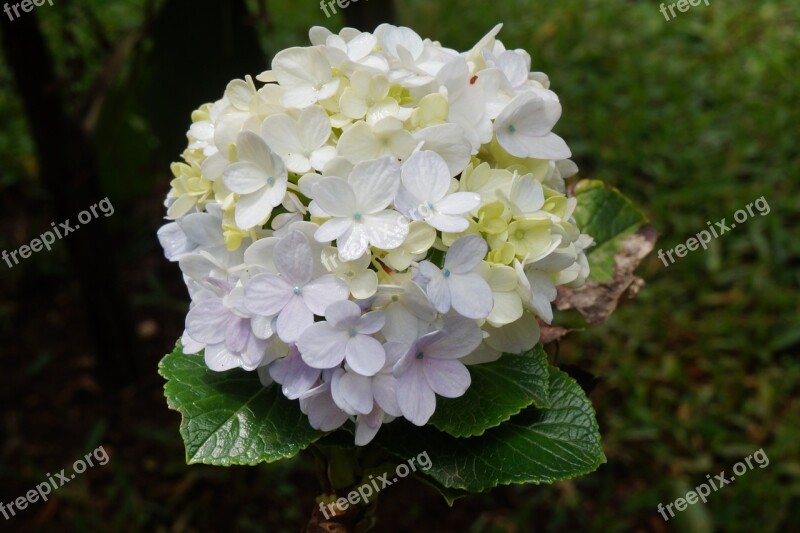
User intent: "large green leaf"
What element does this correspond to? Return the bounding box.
[159,342,323,465]
[573,179,648,281]
[376,366,605,492]
[429,345,550,437]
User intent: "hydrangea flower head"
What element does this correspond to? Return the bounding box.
[159,23,593,445]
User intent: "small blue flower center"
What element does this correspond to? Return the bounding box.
[267,176,275,186]
[443,268,451,278]
[353,212,362,221]
[416,351,425,360]
[349,328,358,338]
[426,202,434,210]
[508,125,516,133]
[292,286,301,295]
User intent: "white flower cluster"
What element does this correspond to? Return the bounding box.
[158,24,593,445]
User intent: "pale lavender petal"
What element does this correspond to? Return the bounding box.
[225,316,251,353]
[331,369,374,415]
[300,387,350,431]
[422,358,471,398]
[355,406,384,446]
[425,272,451,314]
[356,310,386,335]
[426,315,483,359]
[449,272,493,319]
[181,330,204,354]
[373,373,401,416]
[274,230,313,286]
[186,298,230,344]
[276,295,314,343]
[297,322,348,368]
[244,273,292,316]
[445,234,487,274]
[239,334,268,370]
[270,347,320,399]
[303,275,349,316]
[345,334,386,376]
[322,299,361,330]
[396,362,436,426]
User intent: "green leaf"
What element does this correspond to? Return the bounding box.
[429,345,550,437]
[376,366,605,492]
[158,342,323,465]
[573,179,648,281]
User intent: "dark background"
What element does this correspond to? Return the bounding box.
[1,0,798,531]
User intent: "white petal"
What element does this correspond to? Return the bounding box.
[436,192,480,215]
[235,184,286,229]
[349,157,401,212]
[349,270,378,299]
[298,105,332,149]
[401,151,450,203]
[236,130,278,172]
[363,211,409,250]
[337,224,370,261]
[525,132,571,160]
[315,217,354,244]
[337,121,382,163]
[312,177,357,217]
[223,161,266,195]
[487,291,523,327]
[204,343,241,371]
[262,113,304,155]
